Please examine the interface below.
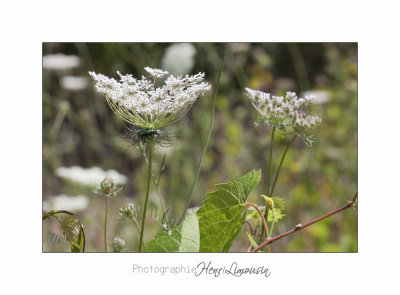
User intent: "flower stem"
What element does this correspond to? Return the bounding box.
[261,126,276,238]
[104,197,109,253]
[270,135,296,198]
[177,43,227,225]
[269,209,276,238]
[138,141,153,252]
[267,126,276,196]
[244,202,268,238]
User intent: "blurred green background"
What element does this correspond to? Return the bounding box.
[42,43,357,252]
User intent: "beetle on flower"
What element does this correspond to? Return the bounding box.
[89,67,211,252]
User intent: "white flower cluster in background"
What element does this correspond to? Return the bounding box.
[161,43,196,76]
[301,89,330,104]
[43,194,89,212]
[245,88,321,134]
[60,75,88,91]
[89,67,211,128]
[55,166,127,186]
[43,54,80,70]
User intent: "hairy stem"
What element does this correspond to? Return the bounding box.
[244,202,268,238]
[138,141,153,252]
[270,135,296,198]
[177,44,227,225]
[252,192,358,252]
[104,197,109,252]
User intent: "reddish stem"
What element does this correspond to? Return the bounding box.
[251,192,358,252]
[244,202,268,238]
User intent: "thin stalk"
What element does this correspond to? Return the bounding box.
[142,152,169,228]
[266,126,276,197]
[131,217,145,249]
[269,209,276,238]
[270,135,296,198]
[261,126,276,238]
[177,44,227,225]
[252,192,358,252]
[287,43,310,90]
[104,197,109,252]
[244,203,268,238]
[138,141,153,252]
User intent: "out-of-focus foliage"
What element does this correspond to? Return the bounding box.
[43,43,357,252]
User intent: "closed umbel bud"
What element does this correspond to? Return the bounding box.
[101,177,115,194]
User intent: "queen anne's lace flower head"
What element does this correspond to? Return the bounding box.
[89,68,211,129]
[245,88,321,144]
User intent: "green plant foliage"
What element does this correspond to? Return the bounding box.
[179,213,200,252]
[271,197,286,210]
[196,169,261,252]
[246,206,285,223]
[267,208,285,222]
[143,213,200,252]
[143,228,181,252]
[61,216,81,242]
[70,228,85,252]
[43,210,86,252]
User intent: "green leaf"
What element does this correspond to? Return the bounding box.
[179,213,200,252]
[196,169,262,252]
[70,227,85,252]
[271,197,286,210]
[267,208,285,222]
[60,216,80,243]
[143,213,200,253]
[143,228,182,252]
[246,206,285,223]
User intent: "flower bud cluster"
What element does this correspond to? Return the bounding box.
[95,177,122,198]
[119,203,137,220]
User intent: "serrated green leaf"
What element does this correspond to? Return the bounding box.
[143,213,200,253]
[179,213,200,252]
[197,169,261,252]
[143,228,182,252]
[60,216,80,243]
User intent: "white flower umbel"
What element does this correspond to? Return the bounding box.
[60,76,88,91]
[43,54,81,70]
[43,194,89,212]
[89,68,211,129]
[245,88,321,136]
